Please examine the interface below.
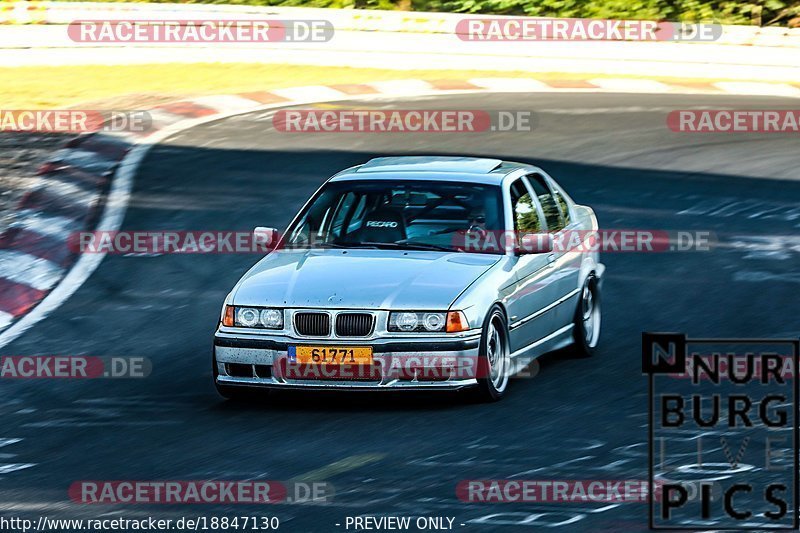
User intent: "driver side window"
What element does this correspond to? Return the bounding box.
[509,179,542,233]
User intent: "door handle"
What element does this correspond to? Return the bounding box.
[547,253,556,265]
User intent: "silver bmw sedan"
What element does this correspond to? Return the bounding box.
[213,156,603,401]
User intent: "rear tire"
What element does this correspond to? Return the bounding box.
[475,305,511,402]
[570,275,601,357]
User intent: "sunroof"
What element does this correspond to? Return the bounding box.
[357,156,503,174]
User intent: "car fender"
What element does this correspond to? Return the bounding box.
[574,204,605,289]
[450,256,516,331]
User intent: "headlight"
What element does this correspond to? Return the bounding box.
[223,306,284,329]
[236,307,260,327]
[393,312,419,331]
[422,312,445,331]
[260,309,283,328]
[389,311,466,332]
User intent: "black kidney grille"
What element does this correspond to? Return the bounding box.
[335,313,375,337]
[294,312,331,336]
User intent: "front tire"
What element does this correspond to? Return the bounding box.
[475,305,511,402]
[571,275,601,357]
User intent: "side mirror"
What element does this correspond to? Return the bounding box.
[253,227,278,250]
[517,233,553,254]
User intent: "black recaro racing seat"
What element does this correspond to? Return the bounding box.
[357,207,407,243]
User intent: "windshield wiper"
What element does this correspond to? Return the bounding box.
[313,241,458,252]
[378,241,461,252]
[314,242,363,249]
[315,241,382,249]
[396,242,460,252]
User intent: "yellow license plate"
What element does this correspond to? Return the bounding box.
[289,346,373,365]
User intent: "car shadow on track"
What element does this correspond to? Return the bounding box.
[213,389,479,413]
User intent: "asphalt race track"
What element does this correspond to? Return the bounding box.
[2,92,799,531]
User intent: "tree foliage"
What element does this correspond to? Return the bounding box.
[60,0,800,26]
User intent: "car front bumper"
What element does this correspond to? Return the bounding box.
[213,331,482,391]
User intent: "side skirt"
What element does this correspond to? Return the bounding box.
[508,323,574,374]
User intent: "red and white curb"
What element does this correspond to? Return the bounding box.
[0,76,797,346]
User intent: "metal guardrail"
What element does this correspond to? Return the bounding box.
[1,1,799,48]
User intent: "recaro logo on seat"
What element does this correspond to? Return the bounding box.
[366,221,398,228]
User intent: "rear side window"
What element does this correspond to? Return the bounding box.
[552,188,571,226]
[509,179,541,233]
[526,174,564,232]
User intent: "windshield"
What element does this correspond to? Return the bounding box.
[286,179,504,253]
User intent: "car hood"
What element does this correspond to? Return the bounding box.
[233,249,500,309]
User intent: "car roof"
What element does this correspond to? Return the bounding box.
[329,156,536,185]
